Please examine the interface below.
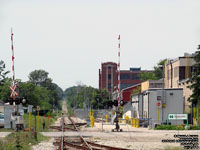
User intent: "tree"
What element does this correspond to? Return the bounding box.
[138,72,157,81]
[28,69,63,109]
[0,60,10,85]
[0,78,12,102]
[28,69,49,85]
[188,46,200,106]
[19,82,51,109]
[138,59,167,82]
[153,59,167,79]
[64,85,109,109]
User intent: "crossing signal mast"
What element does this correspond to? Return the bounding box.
[111,35,123,132]
[9,28,26,131]
[10,28,18,107]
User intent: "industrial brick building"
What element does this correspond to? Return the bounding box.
[99,62,153,93]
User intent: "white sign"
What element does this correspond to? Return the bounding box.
[19,109,24,116]
[168,114,187,120]
[28,105,33,113]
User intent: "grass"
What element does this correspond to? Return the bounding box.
[0,128,13,132]
[0,112,58,150]
[66,101,74,116]
[23,113,56,132]
[0,112,57,132]
[189,125,200,130]
[0,131,48,150]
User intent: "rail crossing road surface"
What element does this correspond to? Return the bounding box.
[40,128,200,149]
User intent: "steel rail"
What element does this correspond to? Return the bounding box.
[68,116,93,150]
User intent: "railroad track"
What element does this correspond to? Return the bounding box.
[53,100,129,150]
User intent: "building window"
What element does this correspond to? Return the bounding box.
[179,67,185,80]
[132,74,139,80]
[108,74,111,80]
[120,84,133,90]
[120,74,130,80]
[108,83,111,89]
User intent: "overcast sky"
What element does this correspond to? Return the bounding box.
[0,0,200,90]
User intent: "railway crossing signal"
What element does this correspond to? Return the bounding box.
[107,100,124,108]
[9,84,18,99]
[7,97,27,105]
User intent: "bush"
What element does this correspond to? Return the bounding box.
[155,125,185,130]
[189,125,200,130]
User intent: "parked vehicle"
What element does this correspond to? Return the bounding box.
[0,113,4,127]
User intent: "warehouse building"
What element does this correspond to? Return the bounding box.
[131,88,184,128]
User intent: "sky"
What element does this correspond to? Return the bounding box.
[0,0,200,90]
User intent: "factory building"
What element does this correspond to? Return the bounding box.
[99,62,153,93]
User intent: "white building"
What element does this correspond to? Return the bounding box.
[131,88,184,128]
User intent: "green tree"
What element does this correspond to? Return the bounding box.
[64,85,109,109]
[153,59,167,79]
[28,69,63,109]
[28,69,49,85]
[138,72,157,81]
[0,60,10,85]
[188,47,200,106]
[0,78,12,102]
[138,59,167,82]
[19,82,52,109]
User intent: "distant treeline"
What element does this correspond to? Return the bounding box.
[64,85,110,109]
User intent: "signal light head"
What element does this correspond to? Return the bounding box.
[8,98,13,105]
[21,98,26,104]
[119,100,124,106]
[113,100,118,106]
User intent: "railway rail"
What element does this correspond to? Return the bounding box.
[53,101,129,150]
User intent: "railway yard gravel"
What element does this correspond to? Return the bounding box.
[35,117,200,150]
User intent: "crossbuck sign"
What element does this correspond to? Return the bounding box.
[9,84,18,99]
